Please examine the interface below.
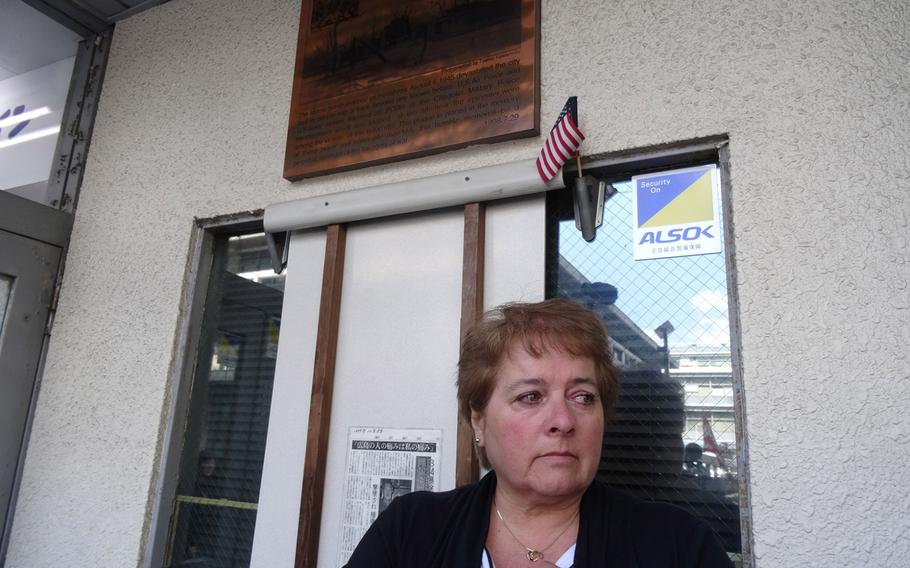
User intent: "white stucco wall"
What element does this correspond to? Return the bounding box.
[7,0,909,566]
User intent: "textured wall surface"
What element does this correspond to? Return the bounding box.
[7,0,909,566]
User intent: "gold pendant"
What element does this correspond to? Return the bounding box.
[527,549,543,562]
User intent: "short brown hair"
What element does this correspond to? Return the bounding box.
[457,299,618,468]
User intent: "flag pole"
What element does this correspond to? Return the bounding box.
[575,153,583,177]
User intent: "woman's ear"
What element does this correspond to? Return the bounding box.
[470,409,485,445]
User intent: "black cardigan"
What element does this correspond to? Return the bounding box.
[345,471,733,567]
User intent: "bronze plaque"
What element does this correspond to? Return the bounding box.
[284,0,539,180]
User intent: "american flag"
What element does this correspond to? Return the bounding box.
[702,416,728,469]
[536,97,585,182]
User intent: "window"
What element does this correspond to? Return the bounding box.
[546,151,746,565]
[163,230,285,568]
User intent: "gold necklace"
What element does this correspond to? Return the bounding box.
[494,500,579,563]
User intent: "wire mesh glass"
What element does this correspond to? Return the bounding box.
[165,232,285,568]
[547,177,742,560]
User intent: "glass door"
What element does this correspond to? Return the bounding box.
[0,229,61,555]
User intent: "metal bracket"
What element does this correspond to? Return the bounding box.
[46,29,111,213]
[265,230,290,274]
[573,175,617,242]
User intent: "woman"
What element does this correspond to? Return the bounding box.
[345,299,732,567]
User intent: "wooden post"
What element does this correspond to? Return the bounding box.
[456,203,485,486]
[295,224,347,568]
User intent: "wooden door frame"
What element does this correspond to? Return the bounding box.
[293,205,484,567]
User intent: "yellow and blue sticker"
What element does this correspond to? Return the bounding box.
[631,165,722,260]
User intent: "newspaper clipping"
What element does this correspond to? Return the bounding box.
[336,427,442,566]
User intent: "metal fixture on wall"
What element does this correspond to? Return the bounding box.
[263,158,565,273]
[572,174,617,242]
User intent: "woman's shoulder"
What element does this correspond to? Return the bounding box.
[344,477,492,567]
[592,480,700,528]
[385,476,491,524]
[582,480,733,567]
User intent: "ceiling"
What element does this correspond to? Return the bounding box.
[0,0,169,80]
[22,0,171,37]
[0,0,80,80]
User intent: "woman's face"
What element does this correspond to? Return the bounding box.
[471,342,604,504]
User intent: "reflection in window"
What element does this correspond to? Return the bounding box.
[164,232,285,568]
[547,176,743,564]
[0,0,80,206]
[0,275,12,330]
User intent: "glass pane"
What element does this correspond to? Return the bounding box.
[165,232,285,568]
[0,274,11,331]
[0,1,81,205]
[548,177,742,562]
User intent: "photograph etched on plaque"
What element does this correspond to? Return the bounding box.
[284,0,540,180]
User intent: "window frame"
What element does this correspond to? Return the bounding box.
[546,137,753,565]
[143,211,267,568]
